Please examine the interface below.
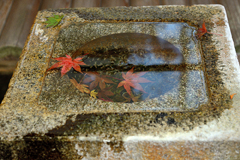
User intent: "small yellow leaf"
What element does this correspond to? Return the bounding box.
[90,90,98,98]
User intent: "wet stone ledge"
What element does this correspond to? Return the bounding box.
[0,5,240,159]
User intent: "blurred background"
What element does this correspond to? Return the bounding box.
[0,0,240,102]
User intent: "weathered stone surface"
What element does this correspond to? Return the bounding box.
[0,5,240,159]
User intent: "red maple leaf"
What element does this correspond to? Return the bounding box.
[47,54,87,77]
[117,67,152,96]
[83,72,114,90]
[197,22,222,38]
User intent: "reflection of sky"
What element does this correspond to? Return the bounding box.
[129,70,208,109]
[127,52,183,65]
[144,70,208,110]
[139,71,181,100]
[154,23,200,65]
[155,23,182,39]
[112,71,182,102]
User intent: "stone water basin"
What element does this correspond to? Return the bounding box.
[0,5,239,159]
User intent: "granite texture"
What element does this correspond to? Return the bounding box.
[0,5,240,159]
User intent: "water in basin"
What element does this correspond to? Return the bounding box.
[39,22,208,111]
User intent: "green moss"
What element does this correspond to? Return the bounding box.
[0,46,22,59]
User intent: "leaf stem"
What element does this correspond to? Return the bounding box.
[79,73,86,84]
[81,53,89,57]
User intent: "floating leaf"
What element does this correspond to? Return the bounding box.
[70,78,90,94]
[47,54,87,77]
[44,15,64,28]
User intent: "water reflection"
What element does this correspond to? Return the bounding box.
[68,68,208,109]
[42,22,208,110]
[68,32,207,108]
[127,52,182,65]
[73,33,183,66]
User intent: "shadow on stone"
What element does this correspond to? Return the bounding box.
[0,74,12,103]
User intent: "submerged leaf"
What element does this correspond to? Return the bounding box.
[97,86,114,100]
[83,72,114,90]
[117,67,152,96]
[90,90,98,98]
[70,78,90,94]
[122,92,142,103]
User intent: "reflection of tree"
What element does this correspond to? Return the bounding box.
[73,33,182,63]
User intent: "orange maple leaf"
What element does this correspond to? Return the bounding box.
[197,22,222,38]
[47,54,87,77]
[117,67,152,96]
[83,72,114,90]
[122,92,142,103]
[230,93,237,99]
[70,78,90,94]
